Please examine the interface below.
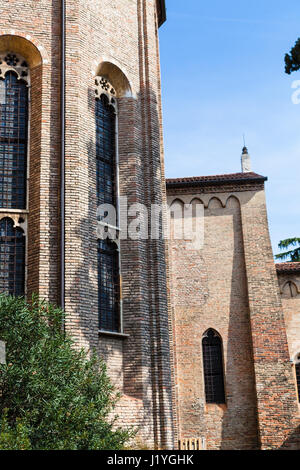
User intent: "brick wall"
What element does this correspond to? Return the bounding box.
[240,191,300,449]
[277,265,300,428]
[167,177,300,450]
[0,0,174,449]
[277,266,300,362]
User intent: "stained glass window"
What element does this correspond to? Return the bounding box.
[95,89,120,332]
[98,239,120,332]
[96,94,116,207]
[0,72,28,209]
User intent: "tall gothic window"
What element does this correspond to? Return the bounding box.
[0,217,25,296]
[202,329,226,404]
[0,69,28,209]
[0,54,29,297]
[95,78,120,332]
[96,93,116,207]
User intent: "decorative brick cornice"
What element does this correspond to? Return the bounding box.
[166,172,267,195]
[276,262,300,274]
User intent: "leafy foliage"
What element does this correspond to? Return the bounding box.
[0,411,31,450]
[0,295,133,450]
[285,38,300,74]
[275,238,300,262]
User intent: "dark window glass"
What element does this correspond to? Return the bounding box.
[98,239,120,332]
[296,363,300,402]
[202,329,226,404]
[0,217,25,296]
[0,72,28,209]
[95,94,116,207]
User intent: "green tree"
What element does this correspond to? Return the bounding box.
[285,38,300,74]
[275,238,300,262]
[0,411,31,450]
[0,295,133,450]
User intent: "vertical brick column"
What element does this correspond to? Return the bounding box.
[241,189,300,449]
[136,0,174,449]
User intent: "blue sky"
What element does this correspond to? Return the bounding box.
[159,0,300,257]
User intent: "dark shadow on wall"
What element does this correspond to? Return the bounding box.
[220,197,259,450]
[48,0,62,305]
[67,84,173,448]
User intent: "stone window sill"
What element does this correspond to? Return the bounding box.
[98,330,129,339]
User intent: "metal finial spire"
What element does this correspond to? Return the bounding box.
[241,136,252,173]
[242,134,248,155]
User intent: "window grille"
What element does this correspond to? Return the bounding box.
[0,217,25,296]
[95,93,116,207]
[98,239,120,332]
[95,80,121,333]
[202,329,226,404]
[0,71,28,209]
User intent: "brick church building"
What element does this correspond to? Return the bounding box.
[0,0,299,450]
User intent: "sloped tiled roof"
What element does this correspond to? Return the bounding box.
[276,262,300,274]
[166,172,267,188]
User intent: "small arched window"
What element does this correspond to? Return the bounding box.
[0,217,25,296]
[0,68,28,209]
[202,329,226,404]
[95,77,120,332]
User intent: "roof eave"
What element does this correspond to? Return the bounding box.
[157,0,167,27]
[276,263,300,274]
[166,175,268,190]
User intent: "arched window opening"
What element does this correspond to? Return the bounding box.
[282,281,298,298]
[95,77,121,333]
[0,57,29,210]
[98,239,120,332]
[95,93,116,207]
[0,217,25,296]
[202,329,226,404]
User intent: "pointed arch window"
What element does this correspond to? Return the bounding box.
[282,281,298,298]
[95,78,121,333]
[0,54,29,298]
[95,93,116,207]
[0,217,25,296]
[202,329,226,404]
[0,63,29,210]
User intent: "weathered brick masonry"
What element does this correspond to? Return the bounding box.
[0,0,173,449]
[167,173,300,450]
[1,0,299,451]
[277,262,300,429]
[277,263,300,363]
